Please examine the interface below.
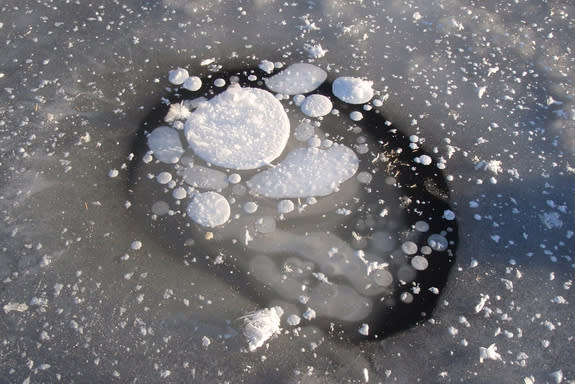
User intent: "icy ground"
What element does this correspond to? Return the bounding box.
[1,0,574,383]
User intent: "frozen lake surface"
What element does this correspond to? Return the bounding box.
[1,0,574,383]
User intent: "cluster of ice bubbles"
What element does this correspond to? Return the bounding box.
[129,60,458,340]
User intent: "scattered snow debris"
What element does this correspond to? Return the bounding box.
[302,308,316,320]
[130,241,142,250]
[160,370,171,379]
[185,86,289,170]
[491,235,501,243]
[475,160,503,174]
[500,279,514,292]
[201,336,211,348]
[487,67,500,77]
[3,302,29,313]
[358,323,369,336]
[540,212,563,229]
[265,63,327,95]
[332,77,374,104]
[552,296,568,305]
[186,192,231,228]
[363,367,369,383]
[168,68,189,85]
[412,11,422,20]
[475,294,490,314]
[550,370,563,384]
[247,145,358,198]
[479,344,502,363]
[240,306,284,352]
[200,58,215,66]
[303,43,327,58]
[477,86,487,99]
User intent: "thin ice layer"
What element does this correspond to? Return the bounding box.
[264,63,327,95]
[184,86,290,170]
[147,126,184,164]
[247,145,359,198]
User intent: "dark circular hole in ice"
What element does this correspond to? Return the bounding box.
[126,60,458,342]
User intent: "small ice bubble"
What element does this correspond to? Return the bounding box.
[182,76,202,91]
[401,241,418,255]
[358,323,369,336]
[228,173,241,184]
[201,336,211,348]
[214,78,226,87]
[108,169,119,178]
[131,241,142,250]
[411,256,429,271]
[443,210,456,220]
[277,200,295,214]
[172,187,187,200]
[244,202,258,214]
[350,111,363,121]
[286,314,301,326]
[156,171,173,185]
[168,68,189,85]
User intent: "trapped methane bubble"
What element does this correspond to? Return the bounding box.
[128,61,458,342]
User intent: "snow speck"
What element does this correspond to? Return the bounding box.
[303,43,328,58]
[184,86,290,170]
[147,126,185,164]
[201,336,211,348]
[358,323,369,336]
[300,94,333,117]
[479,344,502,363]
[332,77,374,104]
[3,302,29,313]
[247,145,359,198]
[168,68,189,85]
[264,63,327,95]
[186,192,230,228]
[240,306,284,352]
[182,76,202,91]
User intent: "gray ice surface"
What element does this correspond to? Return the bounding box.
[1,0,573,383]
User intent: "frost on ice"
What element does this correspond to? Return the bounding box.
[240,306,283,352]
[247,145,359,198]
[185,86,290,170]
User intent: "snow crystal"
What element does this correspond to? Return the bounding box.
[184,86,290,170]
[168,68,189,85]
[264,63,327,95]
[247,145,359,198]
[186,192,230,228]
[332,77,374,104]
[300,94,332,117]
[240,306,283,352]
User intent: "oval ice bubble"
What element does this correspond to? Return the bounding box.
[332,76,375,104]
[264,63,328,95]
[247,145,359,198]
[300,94,333,117]
[168,68,189,85]
[184,87,290,170]
[186,191,231,228]
[147,126,185,164]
